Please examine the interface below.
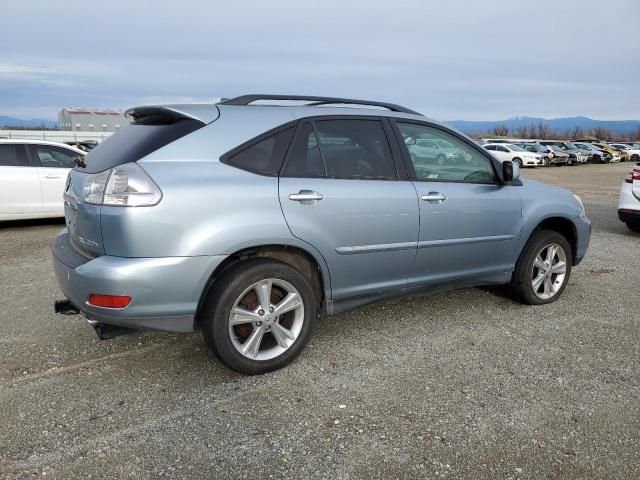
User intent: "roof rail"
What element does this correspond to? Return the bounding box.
[218,94,422,116]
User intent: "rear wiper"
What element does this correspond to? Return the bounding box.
[74,156,87,168]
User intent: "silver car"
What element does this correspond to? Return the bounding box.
[52,95,591,374]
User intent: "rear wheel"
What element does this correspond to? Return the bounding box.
[627,221,640,233]
[201,258,317,374]
[511,230,572,305]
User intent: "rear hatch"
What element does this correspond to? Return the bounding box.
[64,105,218,257]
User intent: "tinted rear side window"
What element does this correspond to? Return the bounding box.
[80,118,204,173]
[224,127,295,176]
[283,123,325,177]
[315,120,396,179]
[0,144,29,167]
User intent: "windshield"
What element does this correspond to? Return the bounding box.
[507,144,526,152]
[564,142,578,149]
[549,145,563,152]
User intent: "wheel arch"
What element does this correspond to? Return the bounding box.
[195,243,330,328]
[522,216,578,265]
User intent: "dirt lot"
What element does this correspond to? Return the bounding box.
[1,162,638,479]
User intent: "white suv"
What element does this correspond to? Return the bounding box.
[618,164,640,232]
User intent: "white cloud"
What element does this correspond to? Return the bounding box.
[1,0,638,120]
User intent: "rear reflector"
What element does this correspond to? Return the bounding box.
[88,294,132,308]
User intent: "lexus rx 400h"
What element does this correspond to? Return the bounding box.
[52,95,591,374]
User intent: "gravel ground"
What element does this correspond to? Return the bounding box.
[0,162,638,479]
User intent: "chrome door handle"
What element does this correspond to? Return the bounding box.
[289,190,324,202]
[421,192,446,203]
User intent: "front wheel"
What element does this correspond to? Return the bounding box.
[513,157,523,167]
[511,230,572,305]
[201,259,317,374]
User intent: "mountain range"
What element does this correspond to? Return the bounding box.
[1,114,639,135]
[446,116,640,135]
[0,116,58,129]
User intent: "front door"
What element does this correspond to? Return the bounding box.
[394,121,522,285]
[279,118,419,300]
[29,144,78,214]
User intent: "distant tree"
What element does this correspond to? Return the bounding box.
[570,126,583,140]
[514,125,528,138]
[591,127,613,141]
[527,123,537,139]
[536,122,552,139]
[492,125,509,137]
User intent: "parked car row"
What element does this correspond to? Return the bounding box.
[477,138,640,167]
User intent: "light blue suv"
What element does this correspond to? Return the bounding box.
[52,95,591,374]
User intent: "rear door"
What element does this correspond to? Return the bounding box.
[29,144,79,214]
[278,118,419,299]
[393,121,522,285]
[0,143,42,217]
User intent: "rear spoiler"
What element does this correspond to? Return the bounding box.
[125,104,220,125]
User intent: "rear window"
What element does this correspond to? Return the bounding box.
[79,118,204,173]
[222,127,295,176]
[0,144,29,167]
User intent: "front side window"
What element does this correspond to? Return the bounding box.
[32,145,78,168]
[224,127,295,176]
[0,144,29,167]
[397,122,496,184]
[284,119,397,180]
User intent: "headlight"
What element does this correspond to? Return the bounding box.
[572,194,585,217]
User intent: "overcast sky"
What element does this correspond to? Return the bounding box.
[1,0,639,121]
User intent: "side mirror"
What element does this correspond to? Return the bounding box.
[502,160,520,182]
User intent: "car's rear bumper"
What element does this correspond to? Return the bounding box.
[618,209,640,224]
[52,229,227,332]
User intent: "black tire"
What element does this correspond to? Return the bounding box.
[627,221,640,233]
[201,258,317,374]
[631,154,640,163]
[513,157,523,167]
[510,230,572,305]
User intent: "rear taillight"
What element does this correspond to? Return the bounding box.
[83,162,162,207]
[88,294,132,308]
[624,168,640,184]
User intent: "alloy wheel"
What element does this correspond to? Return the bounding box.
[228,278,305,360]
[531,243,567,300]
